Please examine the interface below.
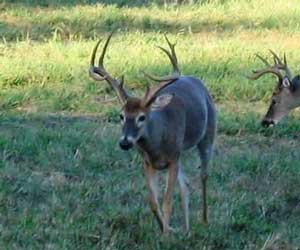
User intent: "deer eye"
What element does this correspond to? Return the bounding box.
[137,115,146,122]
[119,114,125,121]
[271,99,276,105]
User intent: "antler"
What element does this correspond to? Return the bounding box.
[247,50,292,82]
[142,80,176,107]
[89,31,129,104]
[270,50,292,79]
[143,35,181,82]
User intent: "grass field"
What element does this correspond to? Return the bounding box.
[1,0,300,249]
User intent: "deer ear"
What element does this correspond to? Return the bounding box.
[150,94,173,111]
[282,77,291,88]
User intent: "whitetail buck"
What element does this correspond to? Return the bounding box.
[89,32,216,233]
[248,50,300,127]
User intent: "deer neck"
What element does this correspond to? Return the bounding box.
[136,114,163,156]
[291,89,300,109]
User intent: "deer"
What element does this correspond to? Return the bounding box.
[247,50,300,127]
[88,31,217,234]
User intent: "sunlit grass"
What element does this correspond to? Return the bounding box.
[1,113,300,249]
[1,31,300,115]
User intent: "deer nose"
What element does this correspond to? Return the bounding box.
[261,119,275,128]
[119,137,133,150]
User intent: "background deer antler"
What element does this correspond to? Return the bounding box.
[247,50,292,82]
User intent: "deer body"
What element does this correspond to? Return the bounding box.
[89,32,216,233]
[136,76,215,167]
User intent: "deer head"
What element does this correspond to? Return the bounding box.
[89,31,179,150]
[247,50,300,127]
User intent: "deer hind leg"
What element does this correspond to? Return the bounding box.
[178,166,190,232]
[144,164,164,231]
[197,141,214,225]
[162,162,179,234]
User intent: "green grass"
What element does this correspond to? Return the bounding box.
[0,0,300,249]
[1,114,300,249]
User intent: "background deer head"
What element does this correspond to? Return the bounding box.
[248,50,300,127]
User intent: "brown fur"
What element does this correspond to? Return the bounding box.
[123,97,145,114]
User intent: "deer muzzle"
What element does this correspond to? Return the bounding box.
[119,136,134,150]
[261,119,275,128]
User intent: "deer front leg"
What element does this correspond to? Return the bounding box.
[162,162,179,234]
[144,164,164,231]
[178,167,189,232]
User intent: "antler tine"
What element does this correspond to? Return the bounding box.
[142,80,176,107]
[283,53,287,65]
[255,53,270,67]
[143,85,151,102]
[157,45,180,75]
[88,31,129,104]
[89,39,107,81]
[142,36,180,104]
[143,35,180,83]
[283,52,292,79]
[98,30,115,67]
[269,50,283,65]
[119,75,125,88]
[90,39,101,67]
[163,34,180,74]
[269,50,293,79]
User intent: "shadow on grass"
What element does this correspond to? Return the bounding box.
[3,0,218,8]
[0,112,131,171]
[0,111,300,249]
[3,0,160,8]
[0,2,284,42]
[0,15,176,41]
[0,16,270,42]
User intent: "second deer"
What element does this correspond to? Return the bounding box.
[248,50,300,127]
[89,32,217,233]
